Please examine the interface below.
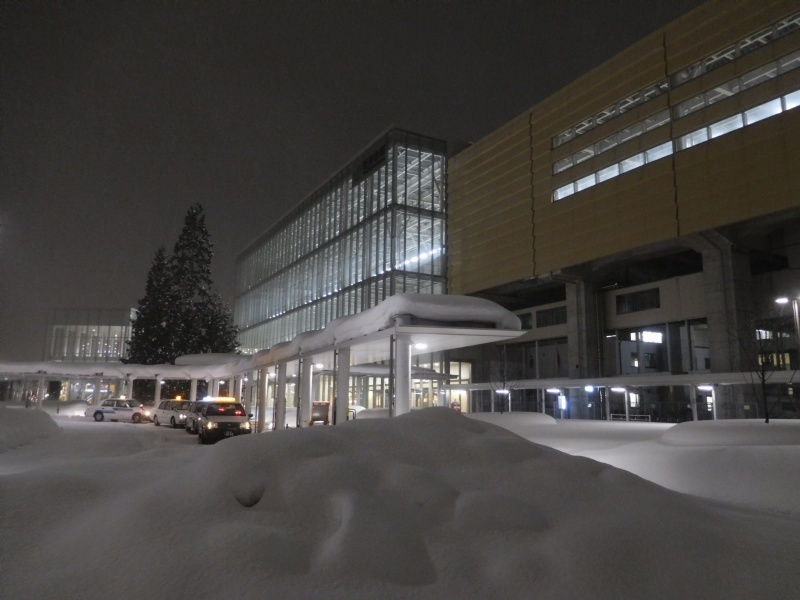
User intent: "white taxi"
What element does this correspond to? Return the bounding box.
[196,397,252,444]
[85,398,152,423]
[153,399,193,429]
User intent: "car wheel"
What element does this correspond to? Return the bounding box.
[132,414,142,424]
[170,417,177,429]
[93,412,104,422]
[153,415,159,426]
[198,431,206,444]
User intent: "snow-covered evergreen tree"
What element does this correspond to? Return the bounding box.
[126,204,238,366]
[125,246,177,364]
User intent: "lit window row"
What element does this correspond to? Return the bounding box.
[552,10,800,150]
[553,88,800,201]
[674,50,800,119]
[552,79,668,148]
[671,11,800,89]
[553,110,670,174]
[677,89,800,149]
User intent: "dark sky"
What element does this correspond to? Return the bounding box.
[0,0,704,361]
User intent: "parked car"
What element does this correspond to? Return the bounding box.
[196,397,252,444]
[85,398,152,423]
[184,401,203,434]
[153,399,193,429]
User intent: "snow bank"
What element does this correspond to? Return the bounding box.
[3,408,800,600]
[0,405,61,451]
[657,418,800,446]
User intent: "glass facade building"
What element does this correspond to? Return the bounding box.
[235,129,450,354]
[44,308,135,362]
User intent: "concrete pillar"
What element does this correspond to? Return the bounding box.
[395,334,411,416]
[275,363,287,430]
[335,347,351,424]
[564,279,601,379]
[257,369,268,432]
[154,377,162,404]
[692,232,754,373]
[298,358,314,427]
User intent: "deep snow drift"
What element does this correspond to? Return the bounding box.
[1,407,799,600]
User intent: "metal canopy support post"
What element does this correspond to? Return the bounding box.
[154,376,162,404]
[299,357,313,427]
[242,373,253,416]
[189,379,198,403]
[623,389,630,421]
[257,369,268,433]
[36,377,45,409]
[388,334,395,416]
[335,347,351,424]
[275,363,287,430]
[234,376,243,402]
[395,334,411,416]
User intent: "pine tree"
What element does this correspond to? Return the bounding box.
[126,203,239,367]
[125,246,178,364]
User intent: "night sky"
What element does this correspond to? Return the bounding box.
[0,0,704,362]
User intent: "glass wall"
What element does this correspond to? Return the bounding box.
[44,308,135,362]
[235,130,448,353]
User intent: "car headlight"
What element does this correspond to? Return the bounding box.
[143,410,151,417]
[205,421,217,429]
[179,414,186,421]
[241,422,251,430]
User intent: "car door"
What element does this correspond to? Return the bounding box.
[114,400,133,421]
[99,400,116,418]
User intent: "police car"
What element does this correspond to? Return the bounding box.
[85,398,152,423]
[195,397,252,444]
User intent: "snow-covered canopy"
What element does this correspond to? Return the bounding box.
[0,294,523,380]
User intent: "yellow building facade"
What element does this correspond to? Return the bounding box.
[448,1,800,420]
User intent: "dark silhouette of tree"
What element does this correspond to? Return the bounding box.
[126,204,238,370]
[732,305,798,424]
[126,246,177,365]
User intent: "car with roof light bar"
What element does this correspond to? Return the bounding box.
[195,397,252,444]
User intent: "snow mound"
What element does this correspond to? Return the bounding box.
[4,408,800,600]
[0,406,61,452]
[658,419,800,446]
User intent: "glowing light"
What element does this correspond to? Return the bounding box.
[610,387,626,393]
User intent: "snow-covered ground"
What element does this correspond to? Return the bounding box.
[1,404,799,600]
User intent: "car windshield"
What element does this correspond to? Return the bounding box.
[176,401,192,410]
[206,403,246,416]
